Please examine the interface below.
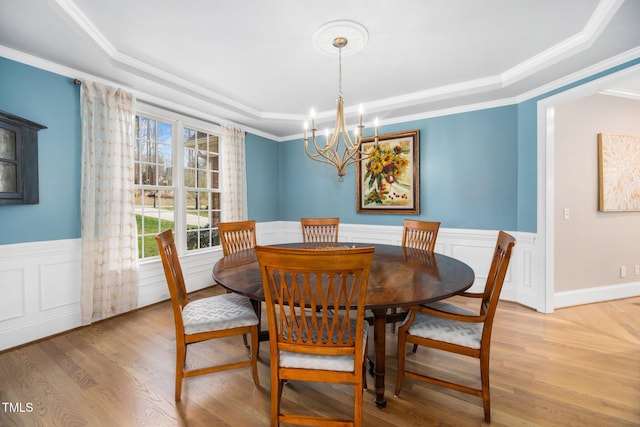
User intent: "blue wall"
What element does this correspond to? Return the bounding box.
[0,57,81,244]
[516,99,538,231]
[246,132,280,221]
[3,55,640,244]
[278,107,520,230]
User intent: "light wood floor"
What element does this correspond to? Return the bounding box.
[1,286,638,427]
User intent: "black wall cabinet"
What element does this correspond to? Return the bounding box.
[0,110,47,205]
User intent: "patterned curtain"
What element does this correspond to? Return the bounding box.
[220,125,248,221]
[80,81,138,325]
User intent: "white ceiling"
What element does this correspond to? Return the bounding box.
[1,0,639,140]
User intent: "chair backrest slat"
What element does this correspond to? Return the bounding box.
[300,217,340,244]
[402,219,440,251]
[155,229,188,329]
[219,220,257,256]
[480,231,516,343]
[256,246,374,357]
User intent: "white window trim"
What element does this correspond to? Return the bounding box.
[136,102,222,259]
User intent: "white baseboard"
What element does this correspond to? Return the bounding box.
[554,281,640,308]
[0,308,81,351]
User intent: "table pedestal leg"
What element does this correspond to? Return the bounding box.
[370,308,387,408]
[250,300,269,342]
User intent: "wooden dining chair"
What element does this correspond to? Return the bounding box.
[402,219,441,251]
[218,220,261,347]
[219,220,257,255]
[256,245,375,427]
[394,231,515,422]
[300,217,340,244]
[389,219,442,331]
[155,229,260,401]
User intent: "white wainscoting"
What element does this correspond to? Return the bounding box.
[3,220,629,351]
[271,221,539,308]
[0,239,82,351]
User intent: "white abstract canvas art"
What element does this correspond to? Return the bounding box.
[598,133,640,211]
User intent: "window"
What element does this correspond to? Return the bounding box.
[133,107,221,259]
[183,127,221,251]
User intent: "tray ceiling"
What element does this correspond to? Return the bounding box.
[0,0,639,139]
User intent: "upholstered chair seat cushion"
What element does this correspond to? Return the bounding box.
[404,301,483,349]
[182,292,259,334]
[279,317,369,372]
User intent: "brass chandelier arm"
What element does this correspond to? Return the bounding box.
[304,97,372,179]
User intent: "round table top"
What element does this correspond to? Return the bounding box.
[212,242,475,310]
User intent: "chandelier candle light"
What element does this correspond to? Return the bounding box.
[303,32,378,181]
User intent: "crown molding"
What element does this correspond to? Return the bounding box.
[599,88,640,100]
[50,0,263,121]
[48,0,630,130]
[279,97,519,142]
[4,0,637,143]
[0,44,275,140]
[501,0,624,86]
[515,46,640,103]
[5,38,636,144]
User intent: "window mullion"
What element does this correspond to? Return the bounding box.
[174,119,187,254]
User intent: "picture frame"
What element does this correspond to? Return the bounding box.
[356,129,420,214]
[598,132,640,211]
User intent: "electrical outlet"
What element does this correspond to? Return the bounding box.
[635,265,640,276]
[620,265,627,278]
[563,208,570,220]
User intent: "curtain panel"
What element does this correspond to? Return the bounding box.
[80,81,138,325]
[220,125,248,221]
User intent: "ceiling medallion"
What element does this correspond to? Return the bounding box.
[312,20,369,57]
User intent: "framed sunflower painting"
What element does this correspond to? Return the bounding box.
[356,129,419,214]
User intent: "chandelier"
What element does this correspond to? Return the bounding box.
[304,23,378,181]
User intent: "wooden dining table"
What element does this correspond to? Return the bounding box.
[212,242,475,408]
